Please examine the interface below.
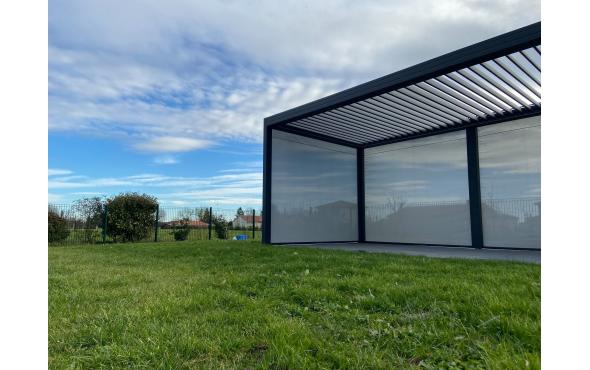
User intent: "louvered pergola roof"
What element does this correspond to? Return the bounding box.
[264,22,541,148]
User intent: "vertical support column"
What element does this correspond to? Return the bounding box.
[262,123,272,244]
[357,147,366,243]
[154,204,159,242]
[466,127,484,249]
[208,207,212,240]
[252,209,256,240]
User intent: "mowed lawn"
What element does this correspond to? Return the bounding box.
[49,241,540,369]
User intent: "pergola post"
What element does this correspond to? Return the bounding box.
[357,147,366,243]
[466,127,484,249]
[262,123,272,244]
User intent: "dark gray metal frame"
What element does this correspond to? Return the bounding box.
[263,22,541,250]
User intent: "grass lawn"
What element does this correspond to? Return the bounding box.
[49,241,540,369]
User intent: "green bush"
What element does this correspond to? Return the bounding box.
[213,215,228,240]
[48,210,70,243]
[106,193,158,242]
[172,218,191,241]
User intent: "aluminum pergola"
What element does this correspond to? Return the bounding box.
[262,22,541,248]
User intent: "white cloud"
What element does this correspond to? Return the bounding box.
[48,168,73,176]
[47,170,263,207]
[49,0,540,152]
[134,136,212,153]
[153,155,179,165]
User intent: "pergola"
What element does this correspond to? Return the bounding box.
[262,22,541,250]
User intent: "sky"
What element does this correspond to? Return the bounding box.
[48,0,541,208]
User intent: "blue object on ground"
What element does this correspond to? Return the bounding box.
[234,234,248,241]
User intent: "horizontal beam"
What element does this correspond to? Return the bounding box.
[265,22,540,128]
[273,125,361,148]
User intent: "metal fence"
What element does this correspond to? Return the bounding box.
[366,197,540,223]
[48,204,262,245]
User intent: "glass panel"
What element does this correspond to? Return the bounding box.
[478,116,541,249]
[365,130,471,245]
[271,130,357,243]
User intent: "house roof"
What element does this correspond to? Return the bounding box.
[237,215,262,223]
[264,22,541,149]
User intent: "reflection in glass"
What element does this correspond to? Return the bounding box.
[364,131,471,245]
[271,130,357,243]
[478,116,540,249]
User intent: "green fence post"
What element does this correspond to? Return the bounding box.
[102,204,108,244]
[252,209,255,240]
[208,207,212,240]
[154,204,159,242]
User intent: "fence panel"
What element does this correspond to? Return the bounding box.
[49,203,262,245]
[49,204,104,245]
[156,206,211,242]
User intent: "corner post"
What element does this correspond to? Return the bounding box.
[262,123,272,244]
[357,147,366,243]
[466,127,484,249]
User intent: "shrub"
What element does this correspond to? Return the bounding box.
[172,218,191,241]
[106,193,158,242]
[48,210,70,243]
[213,215,229,240]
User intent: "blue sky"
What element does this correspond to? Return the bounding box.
[48,0,540,208]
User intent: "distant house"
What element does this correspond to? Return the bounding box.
[233,214,262,229]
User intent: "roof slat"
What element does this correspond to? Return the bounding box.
[456,69,519,111]
[480,62,537,107]
[377,94,450,127]
[314,112,403,139]
[300,116,387,141]
[520,49,541,72]
[292,119,374,143]
[363,98,438,130]
[491,59,541,101]
[350,102,424,131]
[420,80,490,117]
[433,76,503,115]
[328,108,412,136]
[506,53,541,86]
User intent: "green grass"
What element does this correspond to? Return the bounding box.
[49,241,540,369]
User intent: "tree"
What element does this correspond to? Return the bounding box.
[73,197,105,243]
[106,192,158,242]
[213,214,229,239]
[48,209,70,243]
[73,197,104,226]
[197,207,211,223]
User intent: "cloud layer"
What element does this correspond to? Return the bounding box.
[48,167,263,207]
[49,0,541,152]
